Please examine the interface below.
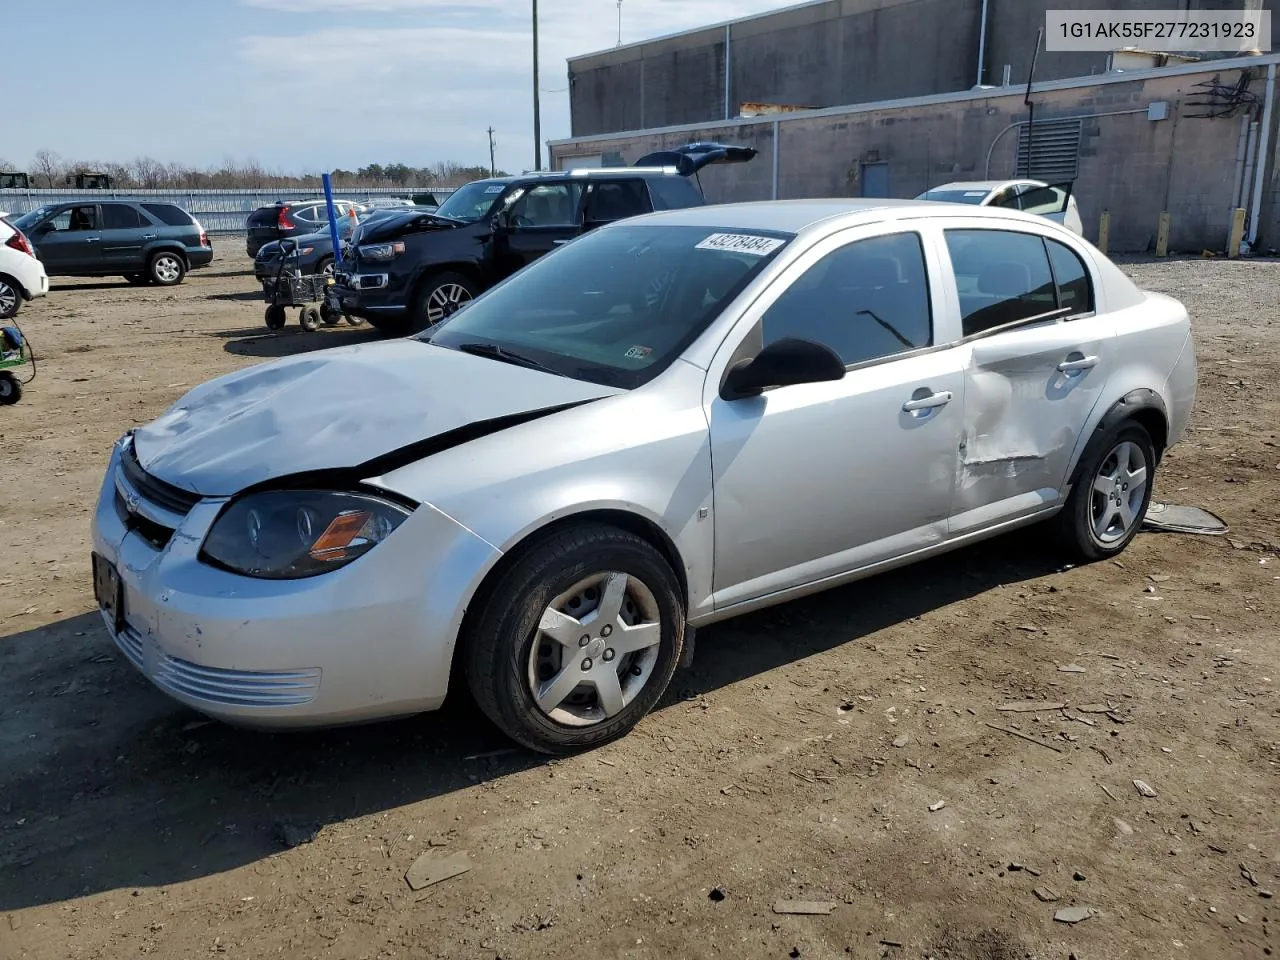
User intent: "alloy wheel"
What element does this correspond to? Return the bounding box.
[0,280,17,317]
[153,256,182,284]
[425,283,472,325]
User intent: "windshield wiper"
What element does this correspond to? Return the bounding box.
[453,342,563,376]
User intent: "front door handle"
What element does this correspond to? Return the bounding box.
[141,234,157,240]
[553,239,569,246]
[83,237,101,243]
[1057,355,1098,373]
[902,390,954,413]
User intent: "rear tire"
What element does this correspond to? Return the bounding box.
[463,523,685,755]
[319,302,342,326]
[0,372,22,404]
[299,306,321,332]
[149,252,186,286]
[0,276,21,319]
[1054,421,1157,563]
[410,271,477,334]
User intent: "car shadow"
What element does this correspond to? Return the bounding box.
[219,325,386,359]
[0,530,1062,911]
[49,280,148,292]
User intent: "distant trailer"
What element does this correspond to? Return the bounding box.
[0,172,29,189]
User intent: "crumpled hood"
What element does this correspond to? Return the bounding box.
[132,339,619,496]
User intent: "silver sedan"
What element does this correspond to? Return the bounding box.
[91,199,1197,753]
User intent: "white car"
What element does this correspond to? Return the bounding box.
[91,200,1195,753]
[916,180,1084,236]
[364,197,415,209]
[0,214,49,319]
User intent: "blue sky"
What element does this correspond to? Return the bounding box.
[4,0,797,176]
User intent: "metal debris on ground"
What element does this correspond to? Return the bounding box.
[1141,502,1229,535]
[405,851,471,891]
[1133,779,1158,798]
[984,722,1065,753]
[772,900,835,915]
[1058,665,1087,673]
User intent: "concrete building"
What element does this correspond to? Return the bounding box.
[569,0,1278,138]
[554,48,1280,253]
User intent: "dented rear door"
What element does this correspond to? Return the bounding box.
[938,224,1115,536]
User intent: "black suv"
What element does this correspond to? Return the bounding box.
[329,143,757,334]
[13,201,213,286]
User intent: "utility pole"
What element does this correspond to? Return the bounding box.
[617,0,622,46]
[532,0,542,170]
[487,126,496,177]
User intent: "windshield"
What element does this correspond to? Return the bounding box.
[13,206,57,230]
[422,223,794,389]
[433,180,508,221]
[917,189,990,205]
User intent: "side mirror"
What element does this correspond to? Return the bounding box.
[721,337,846,401]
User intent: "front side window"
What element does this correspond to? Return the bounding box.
[506,183,583,228]
[48,205,99,232]
[945,228,1093,336]
[759,232,934,366]
[423,224,793,389]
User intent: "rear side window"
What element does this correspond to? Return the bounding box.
[1046,239,1094,314]
[101,204,149,229]
[291,205,320,224]
[141,203,195,227]
[944,229,1062,337]
[647,176,704,211]
[583,180,652,222]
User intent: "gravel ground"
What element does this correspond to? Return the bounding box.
[0,250,1277,960]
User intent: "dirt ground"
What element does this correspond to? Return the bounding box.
[0,248,1276,960]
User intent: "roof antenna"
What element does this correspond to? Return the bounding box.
[1024,26,1043,179]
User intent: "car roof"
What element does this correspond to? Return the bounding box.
[617,198,1073,235]
[925,180,1047,192]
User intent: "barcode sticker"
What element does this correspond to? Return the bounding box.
[695,233,785,256]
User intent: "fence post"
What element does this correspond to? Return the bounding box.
[1155,211,1170,257]
[1227,207,1247,257]
[1097,210,1110,255]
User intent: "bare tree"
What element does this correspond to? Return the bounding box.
[32,149,63,188]
[131,156,167,189]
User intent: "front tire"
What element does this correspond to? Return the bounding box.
[410,271,477,334]
[0,276,21,319]
[148,252,186,286]
[1055,421,1157,562]
[298,306,321,332]
[464,524,685,755]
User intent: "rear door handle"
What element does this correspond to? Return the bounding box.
[1057,355,1098,373]
[902,390,954,412]
[83,237,101,243]
[553,239,570,246]
[141,234,157,240]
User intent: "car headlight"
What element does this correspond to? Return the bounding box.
[357,241,405,261]
[201,490,412,580]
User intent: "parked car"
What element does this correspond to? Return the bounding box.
[252,207,438,283]
[11,201,211,286]
[364,197,415,210]
[245,199,367,257]
[330,142,758,334]
[916,179,1083,235]
[0,214,48,318]
[91,199,1195,753]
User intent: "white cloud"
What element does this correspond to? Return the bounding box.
[234,0,796,172]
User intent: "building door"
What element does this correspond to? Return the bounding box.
[861,162,890,198]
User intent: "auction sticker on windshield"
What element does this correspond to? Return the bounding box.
[484,185,505,193]
[695,233,786,256]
